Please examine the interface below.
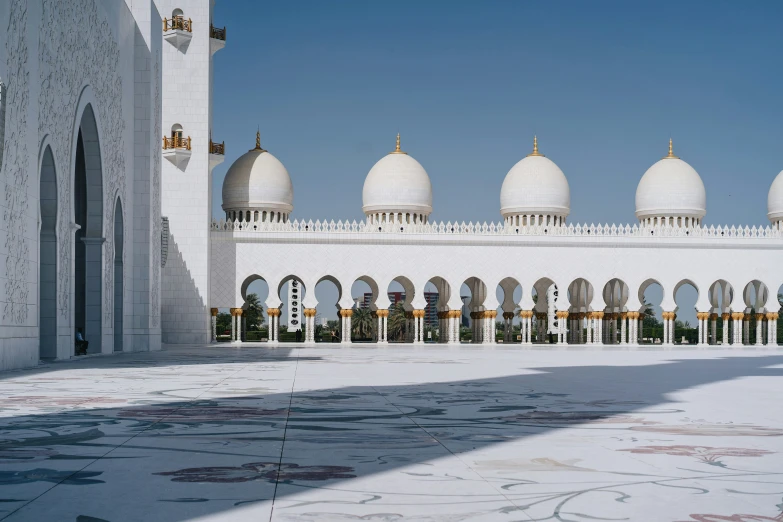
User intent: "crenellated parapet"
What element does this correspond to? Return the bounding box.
[210,218,783,240]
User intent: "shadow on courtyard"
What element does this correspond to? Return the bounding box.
[1,352,782,520]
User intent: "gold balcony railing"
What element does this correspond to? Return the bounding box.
[210,24,226,41]
[163,16,192,33]
[209,139,225,155]
[163,136,191,151]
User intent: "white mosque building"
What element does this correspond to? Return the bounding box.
[211,133,782,349]
[1,0,782,372]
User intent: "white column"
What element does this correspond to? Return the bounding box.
[697,314,703,346]
[755,316,763,346]
[620,314,627,345]
[230,310,236,341]
[487,312,496,344]
[382,314,389,343]
[767,315,774,346]
[211,309,217,342]
[721,314,729,345]
[662,315,669,346]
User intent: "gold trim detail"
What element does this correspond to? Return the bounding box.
[251,130,267,152]
[389,133,407,155]
[527,135,544,157]
[663,138,679,159]
[210,308,218,316]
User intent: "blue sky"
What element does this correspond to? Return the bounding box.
[212,1,783,324]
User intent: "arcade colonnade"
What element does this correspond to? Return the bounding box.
[209,275,780,348]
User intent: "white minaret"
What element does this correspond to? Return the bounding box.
[159,0,226,343]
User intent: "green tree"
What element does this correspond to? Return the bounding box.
[215,312,232,336]
[351,307,374,340]
[243,293,264,330]
[388,302,407,341]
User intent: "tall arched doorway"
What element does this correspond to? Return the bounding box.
[39,146,57,359]
[74,105,103,354]
[113,198,124,352]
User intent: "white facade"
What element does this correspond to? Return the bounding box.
[211,137,783,348]
[159,0,224,345]
[0,0,172,371]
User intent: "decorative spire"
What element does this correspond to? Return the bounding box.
[390,132,407,155]
[527,135,544,157]
[664,137,678,159]
[251,129,267,152]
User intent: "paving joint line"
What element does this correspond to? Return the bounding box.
[268,347,301,521]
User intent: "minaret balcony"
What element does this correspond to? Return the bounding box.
[209,139,225,168]
[210,24,226,55]
[163,16,192,50]
[162,136,191,170]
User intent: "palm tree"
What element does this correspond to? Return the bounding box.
[351,307,374,340]
[244,293,264,330]
[387,302,407,342]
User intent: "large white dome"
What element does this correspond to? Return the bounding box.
[222,137,293,214]
[635,140,706,221]
[768,170,783,223]
[362,135,432,216]
[500,138,570,218]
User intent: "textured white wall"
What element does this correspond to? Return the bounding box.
[159,0,215,344]
[0,0,162,371]
[211,231,783,319]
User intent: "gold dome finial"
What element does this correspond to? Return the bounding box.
[527,135,544,157]
[664,137,678,159]
[390,132,407,155]
[251,129,267,152]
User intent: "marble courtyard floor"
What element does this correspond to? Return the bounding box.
[1,344,783,521]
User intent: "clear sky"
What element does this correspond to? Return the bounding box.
[211,1,783,326]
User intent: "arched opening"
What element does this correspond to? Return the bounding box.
[532,277,557,343]
[171,123,183,140]
[351,276,379,342]
[673,280,699,345]
[638,279,663,344]
[777,284,783,345]
[39,146,57,359]
[460,277,487,343]
[569,278,596,344]
[241,275,269,341]
[172,8,184,18]
[421,280,440,343]
[428,276,452,343]
[113,198,124,352]
[74,105,103,354]
[743,280,770,345]
[708,280,733,345]
[497,277,522,343]
[600,278,626,344]
[315,276,342,343]
[387,276,414,343]
[277,275,306,342]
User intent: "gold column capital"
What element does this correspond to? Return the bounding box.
[376,309,389,318]
[210,308,218,317]
[303,308,317,317]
